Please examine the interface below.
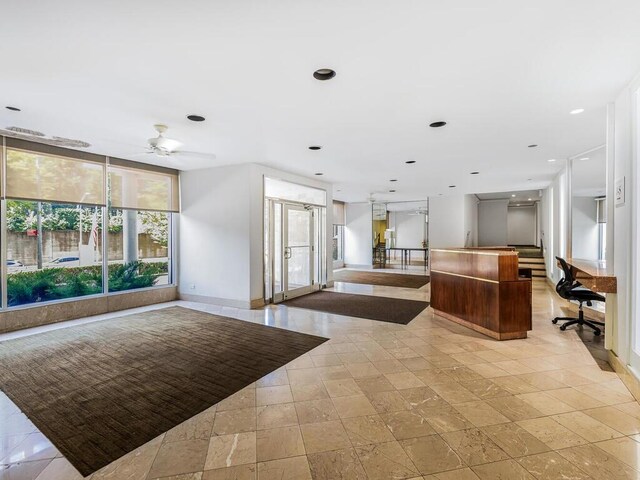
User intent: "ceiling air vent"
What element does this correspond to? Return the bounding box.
[5,126,45,137]
[0,128,91,149]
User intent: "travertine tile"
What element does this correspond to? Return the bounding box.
[92,435,163,479]
[545,387,605,410]
[256,426,305,462]
[459,379,511,399]
[216,388,256,412]
[294,399,339,424]
[354,375,396,395]
[557,443,640,479]
[201,464,256,480]
[420,405,474,433]
[290,383,329,402]
[584,405,640,435]
[355,441,419,479]
[481,422,550,458]
[0,459,51,480]
[471,459,535,479]
[441,428,509,466]
[551,411,623,442]
[384,372,425,390]
[33,458,83,480]
[299,420,351,454]
[306,448,367,480]
[212,408,256,435]
[515,391,575,415]
[323,378,362,398]
[516,417,587,450]
[517,451,591,480]
[331,395,376,418]
[256,455,311,480]
[205,432,256,470]
[256,386,293,406]
[432,468,481,479]
[484,396,544,421]
[256,403,298,430]
[342,415,395,446]
[148,439,209,478]
[400,435,464,475]
[453,401,510,427]
[381,410,436,440]
[594,436,640,470]
[165,410,216,442]
[398,386,448,410]
[430,382,479,404]
[366,390,412,413]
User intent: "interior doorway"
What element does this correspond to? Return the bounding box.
[263,177,327,303]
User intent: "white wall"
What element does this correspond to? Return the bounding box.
[345,203,373,267]
[610,79,635,363]
[507,205,537,246]
[478,199,508,246]
[571,196,599,260]
[428,195,467,248]
[179,164,252,307]
[389,211,425,248]
[179,163,331,308]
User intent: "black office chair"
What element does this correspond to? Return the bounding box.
[552,257,605,336]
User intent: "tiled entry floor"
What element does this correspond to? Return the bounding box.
[1,281,639,479]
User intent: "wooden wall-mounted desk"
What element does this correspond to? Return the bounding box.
[430,248,532,340]
[561,258,617,350]
[562,258,617,293]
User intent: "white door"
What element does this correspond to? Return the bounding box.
[277,204,314,301]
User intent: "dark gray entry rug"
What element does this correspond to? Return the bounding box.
[333,270,430,289]
[283,291,429,325]
[0,306,327,476]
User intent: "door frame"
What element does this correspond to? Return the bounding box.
[266,199,322,303]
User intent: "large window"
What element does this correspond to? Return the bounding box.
[333,225,344,262]
[0,137,179,308]
[6,201,103,306]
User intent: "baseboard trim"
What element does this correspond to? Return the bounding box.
[608,351,640,402]
[344,264,373,269]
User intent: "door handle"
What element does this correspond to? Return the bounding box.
[284,247,292,259]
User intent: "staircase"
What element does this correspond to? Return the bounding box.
[514,246,547,282]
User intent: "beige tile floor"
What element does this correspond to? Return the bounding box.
[1,278,639,479]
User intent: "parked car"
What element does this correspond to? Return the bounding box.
[7,259,24,269]
[45,256,80,268]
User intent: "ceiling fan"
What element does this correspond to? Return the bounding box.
[141,124,215,160]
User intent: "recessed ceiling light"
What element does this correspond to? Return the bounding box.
[337,189,341,192]
[187,114,205,122]
[389,189,396,193]
[511,194,516,197]
[580,157,589,161]
[314,172,323,176]
[449,185,456,188]
[429,121,447,128]
[528,198,532,201]
[528,144,538,148]
[470,171,479,175]
[309,145,322,150]
[390,179,397,182]
[405,160,416,164]
[570,108,585,115]
[517,204,521,206]
[548,159,556,162]
[313,68,336,81]
[527,178,532,181]
[5,106,20,111]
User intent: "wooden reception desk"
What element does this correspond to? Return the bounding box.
[430,248,532,340]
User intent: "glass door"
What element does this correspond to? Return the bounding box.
[281,204,314,300]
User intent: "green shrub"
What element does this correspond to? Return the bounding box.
[7,261,168,306]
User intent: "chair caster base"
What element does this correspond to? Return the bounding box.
[593,329,601,336]
[559,325,567,331]
[552,319,558,324]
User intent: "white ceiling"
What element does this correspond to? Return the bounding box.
[1,1,640,203]
[476,190,542,205]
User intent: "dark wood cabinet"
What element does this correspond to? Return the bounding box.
[430,248,532,340]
